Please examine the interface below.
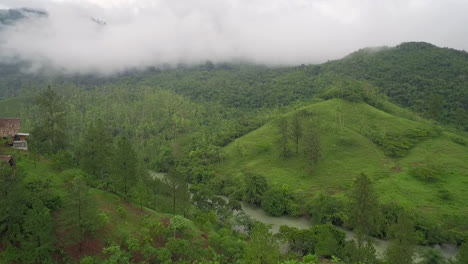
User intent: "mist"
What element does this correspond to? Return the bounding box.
[1,0,467,75]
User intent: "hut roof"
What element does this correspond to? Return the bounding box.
[0,119,20,137]
[0,155,13,162]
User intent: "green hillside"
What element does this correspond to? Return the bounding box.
[218,98,468,237]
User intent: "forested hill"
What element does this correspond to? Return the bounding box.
[319,42,468,127]
[0,42,467,129]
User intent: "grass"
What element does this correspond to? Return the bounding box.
[218,98,468,231]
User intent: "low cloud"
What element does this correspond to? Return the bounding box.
[0,0,467,75]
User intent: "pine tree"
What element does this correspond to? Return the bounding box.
[78,119,113,187]
[31,86,68,154]
[21,200,54,263]
[384,212,416,264]
[278,117,291,159]
[291,113,303,154]
[348,173,380,263]
[303,124,321,172]
[63,177,100,253]
[112,136,137,197]
[244,223,279,264]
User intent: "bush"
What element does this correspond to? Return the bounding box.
[438,189,452,200]
[262,185,295,216]
[409,165,443,183]
[367,128,434,157]
[452,137,467,146]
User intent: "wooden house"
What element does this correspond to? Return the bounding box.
[0,118,29,150]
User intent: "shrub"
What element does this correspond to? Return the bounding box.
[438,189,452,200]
[262,185,295,216]
[409,165,443,183]
[452,137,467,146]
[367,128,433,157]
[117,206,127,218]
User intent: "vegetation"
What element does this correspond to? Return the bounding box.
[1,41,467,263]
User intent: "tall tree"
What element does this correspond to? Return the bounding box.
[21,200,54,263]
[244,223,279,264]
[303,124,321,172]
[384,212,416,264]
[63,177,100,253]
[278,117,291,159]
[348,173,380,263]
[291,112,303,154]
[244,173,269,206]
[78,119,113,187]
[165,166,188,215]
[420,249,446,264]
[455,243,468,264]
[31,86,68,154]
[112,137,138,197]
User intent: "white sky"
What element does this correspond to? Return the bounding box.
[1,0,467,74]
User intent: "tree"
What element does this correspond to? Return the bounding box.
[384,212,416,264]
[102,245,131,264]
[291,112,303,154]
[21,200,54,263]
[348,173,380,237]
[347,173,380,263]
[112,137,137,197]
[262,184,294,216]
[30,86,68,154]
[244,173,269,206]
[63,177,100,253]
[165,166,189,215]
[303,124,321,172]
[314,224,340,258]
[456,243,468,264]
[420,248,446,264]
[78,119,113,187]
[170,215,188,238]
[133,178,149,212]
[244,223,279,264]
[278,117,291,159]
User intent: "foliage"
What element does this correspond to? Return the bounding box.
[420,248,446,264]
[30,86,68,154]
[348,173,381,238]
[308,192,344,225]
[170,215,189,238]
[384,212,417,264]
[262,184,295,216]
[62,177,100,252]
[244,223,279,264]
[243,173,269,206]
[456,243,468,264]
[409,164,443,183]
[111,136,138,197]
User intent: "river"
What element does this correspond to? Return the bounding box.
[150,172,458,260]
[239,201,458,260]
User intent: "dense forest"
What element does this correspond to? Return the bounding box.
[1,42,468,264]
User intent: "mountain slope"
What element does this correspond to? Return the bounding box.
[217,98,468,236]
[320,42,468,128]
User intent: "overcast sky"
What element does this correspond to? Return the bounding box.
[0,0,467,74]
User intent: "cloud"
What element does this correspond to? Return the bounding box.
[0,0,467,74]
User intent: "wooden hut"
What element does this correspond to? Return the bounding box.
[0,119,29,150]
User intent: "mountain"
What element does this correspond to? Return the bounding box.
[320,42,468,128]
[1,41,466,129]
[0,7,47,26]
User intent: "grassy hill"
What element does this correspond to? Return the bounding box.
[218,98,468,236]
